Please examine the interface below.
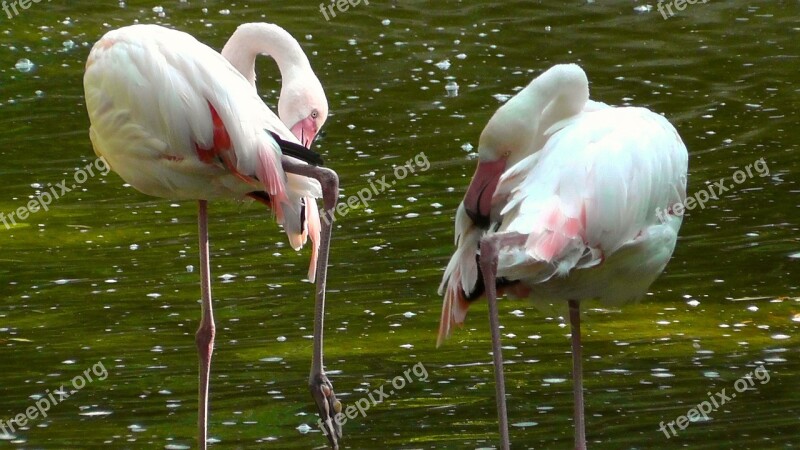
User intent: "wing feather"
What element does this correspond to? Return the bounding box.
[497,107,688,280]
[85,25,325,251]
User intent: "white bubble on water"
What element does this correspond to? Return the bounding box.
[15,58,35,73]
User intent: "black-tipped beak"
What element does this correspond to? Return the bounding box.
[463,158,507,227]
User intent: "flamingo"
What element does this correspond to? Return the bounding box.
[437,64,688,449]
[83,24,342,449]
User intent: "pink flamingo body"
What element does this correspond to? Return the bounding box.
[84,24,341,449]
[438,64,688,449]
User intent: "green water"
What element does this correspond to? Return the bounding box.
[1,1,798,448]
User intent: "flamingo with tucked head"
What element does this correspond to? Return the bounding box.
[84,24,341,449]
[438,64,688,449]
[222,23,328,149]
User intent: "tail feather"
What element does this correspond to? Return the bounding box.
[281,199,305,250]
[437,203,483,346]
[276,190,321,282]
[437,274,472,347]
[278,172,322,252]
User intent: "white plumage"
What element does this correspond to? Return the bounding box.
[496,106,687,302]
[83,24,342,450]
[85,24,289,199]
[437,63,688,449]
[84,24,323,263]
[438,64,688,341]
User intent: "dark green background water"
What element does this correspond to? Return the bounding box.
[1,1,798,448]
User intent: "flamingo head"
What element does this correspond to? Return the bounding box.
[463,157,507,227]
[463,65,592,227]
[463,85,550,226]
[280,79,328,149]
[462,113,527,226]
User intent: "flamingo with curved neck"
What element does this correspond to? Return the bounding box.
[438,64,688,449]
[84,24,341,450]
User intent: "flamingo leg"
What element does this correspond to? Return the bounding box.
[195,200,216,450]
[569,299,586,450]
[281,157,341,449]
[480,232,526,450]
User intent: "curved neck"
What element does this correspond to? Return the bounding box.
[517,64,588,133]
[531,64,589,136]
[221,23,312,89]
[489,64,589,167]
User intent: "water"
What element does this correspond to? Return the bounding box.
[1,1,798,448]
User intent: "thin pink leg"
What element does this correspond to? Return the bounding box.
[569,299,586,450]
[196,200,215,450]
[280,158,341,449]
[479,233,526,450]
[484,266,510,450]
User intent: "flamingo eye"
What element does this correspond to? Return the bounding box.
[311,110,319,119]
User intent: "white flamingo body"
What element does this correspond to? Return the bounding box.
[85,24,323,261]
[497,106,685,302]
[439,68,687,336]
[438,64,688,449]
[84,24,341,449]
[85,25,294,201]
